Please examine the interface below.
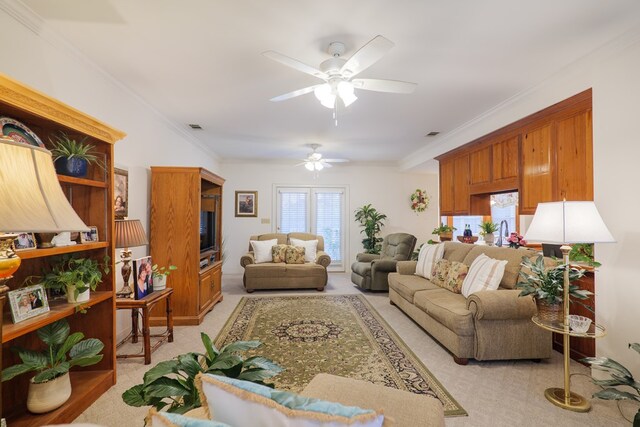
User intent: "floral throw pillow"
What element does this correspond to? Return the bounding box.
[444,261,468,294]
[272,244,288,263]
[431,259,451,287]
[285,246,306,264]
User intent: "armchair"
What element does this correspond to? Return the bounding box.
[351,233,417,291]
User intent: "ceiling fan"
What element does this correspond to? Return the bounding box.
[263,35,417,119]
[297,144,348,171]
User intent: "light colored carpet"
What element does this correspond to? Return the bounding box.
[77,272,630,426]
[215,294,466,416]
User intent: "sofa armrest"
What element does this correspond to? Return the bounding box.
[467,290,537,320]
[315,250,331,268]
[396,261,418,275]
[240,252,255,268]
[356,253,381,262]
[371,259,398,273]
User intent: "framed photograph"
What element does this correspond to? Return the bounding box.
[8,284,49,324]
[235,191,258,217]
[114,167,128,219]
[80,226,99,243]
[13,232,36,251]
[133,255,154,300]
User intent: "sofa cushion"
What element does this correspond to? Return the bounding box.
[248,234,287,251]
[290,238,318,263]
[351,261,372,277]
[288,232,325,252]
[244,263,325,279]
[285,245,306,264]
[430,259,450,288]
[442,241,475,263]
[250,239,278,264]
[244,263,287,278]
[462,246,535,289]
[272,244,288,263]
[388,273,440,303]
[415,243,444,279]
[413,289,474,336]
[461,254,507,297]
[444,261,467,294]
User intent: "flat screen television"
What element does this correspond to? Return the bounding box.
[200,210,216,252]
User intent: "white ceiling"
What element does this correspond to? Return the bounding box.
[20,0,640,167]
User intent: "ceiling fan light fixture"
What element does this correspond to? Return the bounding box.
[337,81,357,107]
[304,162,315,171]
[314,162,324,171]
[314,84,335,109]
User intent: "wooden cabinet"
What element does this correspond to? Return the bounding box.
[439,159,455,215]
[0,74,125,425]
[150,167,224,326]
[469,145,492,185]
[453,155,470,214]
[492,135,520,184]
[556,110,593,201]
[521,124,554,213]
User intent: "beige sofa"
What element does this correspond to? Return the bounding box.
[240,233,331,292]
[388,242,551,364]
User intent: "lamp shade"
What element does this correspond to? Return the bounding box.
[0,137,89,232]
[115,219,148,249]
[524,201,615,244]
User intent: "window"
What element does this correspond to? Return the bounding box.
[450,216,483,239]
[491,192,518,246]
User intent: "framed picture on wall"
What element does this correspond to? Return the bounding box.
[235,191,257,217]
[114,167,128,219]
[133,255,154,299]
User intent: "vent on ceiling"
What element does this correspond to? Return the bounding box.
[425,131,440,137]
[188,124,202,129]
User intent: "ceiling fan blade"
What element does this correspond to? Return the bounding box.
[269,85,322,102]
[323,159,349,163]
[321,162,333,168]
[351,78,417,94]
[263,51,329,80]
[340,35,394,78]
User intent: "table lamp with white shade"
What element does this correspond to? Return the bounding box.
[114,219,148,298]
[524,200,615,411]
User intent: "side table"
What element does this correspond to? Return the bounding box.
[116,287,174,364]
[532,315,606,412]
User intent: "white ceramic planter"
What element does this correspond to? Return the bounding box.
[27,372,72,414]
[483,233,495,246]
[154,275,167,291]
[66,284,90,303]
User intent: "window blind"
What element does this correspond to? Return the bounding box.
[279,191,308,233]
[314,191,342,263]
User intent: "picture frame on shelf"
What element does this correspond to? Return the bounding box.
[80,226,99,243]
[235,190,257,217]
[8,284,50,323]
[13,232,36,251]
[114,167,128,219]
[133,255,154,299]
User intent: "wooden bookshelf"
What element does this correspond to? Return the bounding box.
[0,73,125,424]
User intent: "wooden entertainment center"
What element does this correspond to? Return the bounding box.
[149,167,224,326]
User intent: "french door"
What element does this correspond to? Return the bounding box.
[276,186,346,271]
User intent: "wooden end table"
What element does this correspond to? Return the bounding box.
[116,287,174,364]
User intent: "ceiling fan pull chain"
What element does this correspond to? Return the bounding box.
[334,99,338,126]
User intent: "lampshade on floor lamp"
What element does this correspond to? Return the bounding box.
[115,219,148,298]
[0,137,89,288]
[524,200,615,412]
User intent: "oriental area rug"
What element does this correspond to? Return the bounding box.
[215,294,466,416]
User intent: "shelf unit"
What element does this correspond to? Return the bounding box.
[0,73,125,424]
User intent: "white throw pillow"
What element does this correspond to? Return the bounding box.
[461,253,508,297]
[289,238,318,263]
[415,243,444,279]
[250,239,278,264]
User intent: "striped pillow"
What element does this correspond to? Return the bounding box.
[461,254,508,297]
[415,243,444,279]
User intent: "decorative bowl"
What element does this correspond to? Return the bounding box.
[456,236,479,243]
[568,315,592,333]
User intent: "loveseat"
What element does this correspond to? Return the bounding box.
[388,242,551,364]
[240,233,331,292]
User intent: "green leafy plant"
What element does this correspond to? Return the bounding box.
[570,243,601,268]
[41,254,111,300]
[432,223,456,235]
[354,204,387,254]
[516,255,592,310]
[478,221,498,236]
[122,333,283,414]
[582,343,640,426]
[151,264,177,279]
[49,132,105,170]
[1,319,104,384]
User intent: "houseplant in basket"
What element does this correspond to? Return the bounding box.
[432,223,456,242]
[50,132,105,178]
[42,254,110,303]
[1,319,104,413]
[516,255,591,322]
[478,221,498,246]
[151,264,177,291]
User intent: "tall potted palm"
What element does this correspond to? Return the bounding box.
[354,204,387,254]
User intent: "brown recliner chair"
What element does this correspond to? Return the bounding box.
[351,233,417,291]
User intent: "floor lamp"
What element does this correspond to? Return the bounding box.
[524,201,615,411]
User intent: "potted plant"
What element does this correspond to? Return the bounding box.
[478,221,498,246]
[151,264,177,291]
[516,255,592,322]
[354,204,387,254]
[42,254,110,303]
[50,132,105,178]
[569,243,601,267]
[582,343,640,426]
[122,332,282,414]
[1,319,104,414]
[432,223,456,242]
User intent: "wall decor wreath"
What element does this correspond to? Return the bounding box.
[410,189,430,213]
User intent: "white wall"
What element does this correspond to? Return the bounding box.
[407,28,640,375]
[0,6,220,341]
[220,161,439,275]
